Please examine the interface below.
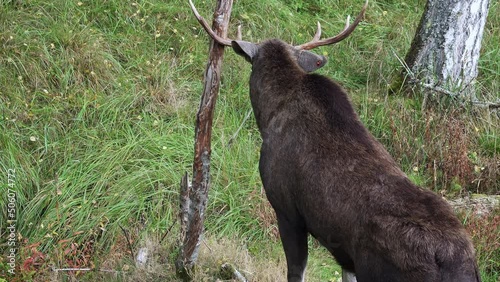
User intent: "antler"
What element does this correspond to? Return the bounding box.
[189,0,233,46]
[296,0,368,50]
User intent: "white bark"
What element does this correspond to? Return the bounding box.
[405,0,490,98]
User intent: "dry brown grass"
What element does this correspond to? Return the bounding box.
[37,233,288,282]
[379,99,498,195]
[194,237,288,282]
[460,209,500,276]
[248,187,279,239]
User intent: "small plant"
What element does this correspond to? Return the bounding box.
[460,210,500,280]
[17,242,47,282]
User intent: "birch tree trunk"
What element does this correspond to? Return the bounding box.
[404,0,490,100]
[177,0,233,280]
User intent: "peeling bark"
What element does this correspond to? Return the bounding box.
[405,0,490,99]
[177,0,233,280]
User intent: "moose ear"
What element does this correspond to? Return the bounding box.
[231,40,258,63]
[297,50,327,73]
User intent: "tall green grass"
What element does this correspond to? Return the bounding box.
[1,0,498,281]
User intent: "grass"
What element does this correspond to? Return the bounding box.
[0,0,498,281]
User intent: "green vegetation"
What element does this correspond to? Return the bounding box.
[0,0,498,281]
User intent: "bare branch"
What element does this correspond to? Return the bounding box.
[408,78,500,110]
[178,0,234,278]
[227,109,253,147]
[119,224,135,260]
[160,217,178,244]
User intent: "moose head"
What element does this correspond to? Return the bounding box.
[189,0,368,73]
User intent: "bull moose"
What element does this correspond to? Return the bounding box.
[190,0,480,281]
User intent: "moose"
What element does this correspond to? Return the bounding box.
[190,0,480,281]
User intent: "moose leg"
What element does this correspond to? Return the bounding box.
[342,269,357,282]
[276,213,308,282]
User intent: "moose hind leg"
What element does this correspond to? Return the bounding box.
[342,269,357,282]
[276,213,308,282]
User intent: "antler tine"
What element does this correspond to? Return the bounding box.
[189,0,232,46]
[344,15,351,30]
[312,21,322,41]
[237,24,242,41]
[296,0,368,50]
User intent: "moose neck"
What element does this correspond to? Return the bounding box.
[248,39,306,134]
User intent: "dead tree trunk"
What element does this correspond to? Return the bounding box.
[177,0,233,279]
[404,0,490,100]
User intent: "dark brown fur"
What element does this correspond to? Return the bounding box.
[238,39,480,282]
